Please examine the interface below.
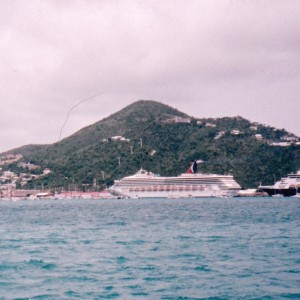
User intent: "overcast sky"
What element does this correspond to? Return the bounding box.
[1,0,300,153]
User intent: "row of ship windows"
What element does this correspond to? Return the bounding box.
[125,185,214,192]
[120,180,225,186]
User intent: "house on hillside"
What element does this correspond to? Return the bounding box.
[205,123,216,128]
[43,169,51,175]
[231,130,241,135]
[174,117,191,124]
[214,131,225,140]
[281,135,298,142]
[111,136,130,142]
[270,142,291,147]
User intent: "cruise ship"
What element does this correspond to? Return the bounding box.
[259,170,300,197]
[109,160,241,198]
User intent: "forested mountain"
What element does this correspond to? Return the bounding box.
[2,100,300,190]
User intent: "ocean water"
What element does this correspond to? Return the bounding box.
[0,198,299,300]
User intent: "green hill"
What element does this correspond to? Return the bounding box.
[2,100,300,190]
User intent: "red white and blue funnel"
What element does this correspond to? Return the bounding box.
[186,160,203,174]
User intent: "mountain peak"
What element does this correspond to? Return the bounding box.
[104,100,188,123]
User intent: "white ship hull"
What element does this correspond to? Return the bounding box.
[109,186,239,198]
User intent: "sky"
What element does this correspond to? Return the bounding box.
[1,0,300,153]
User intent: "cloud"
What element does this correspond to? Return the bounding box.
[0,0,300,152]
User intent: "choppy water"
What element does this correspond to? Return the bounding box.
[0,197,299,299]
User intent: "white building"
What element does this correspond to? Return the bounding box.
[174,117,191,124]
[250,126,258,131]
[43,169,51,175]
[270,142,291,147]
[111,136,130,142]
[231,130,241,135]
[214,131,225,140]
[205,123,216,128]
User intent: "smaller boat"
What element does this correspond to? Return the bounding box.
[259,170,300,197]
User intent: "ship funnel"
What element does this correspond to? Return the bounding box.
[186,160,203,174]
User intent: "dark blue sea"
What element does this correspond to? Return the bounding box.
[0,197,299,300]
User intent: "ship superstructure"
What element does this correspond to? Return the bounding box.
[259,170,300,197]
[109,160,241,198]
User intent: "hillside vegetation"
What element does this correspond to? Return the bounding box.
[2,100,300,190]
